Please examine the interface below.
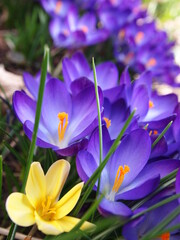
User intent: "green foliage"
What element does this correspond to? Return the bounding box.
[2,0,51,64]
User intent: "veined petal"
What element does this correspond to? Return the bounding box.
[57,216,95,232]
[35,212,64,235]
[25,162,46,208]
[55,182,84,219]
[6,193,35,226]
[46,159,70,202]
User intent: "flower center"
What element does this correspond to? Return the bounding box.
[55,1,62,14]
[146,58,157,68]
[135,31,144,44]
[149,100,154,109]
[58,112,68,142]
[37,196,56,221]
[118,29,125,39]
[107,165,130,201]
[80,25,88,33]
[103,117,111,129]
[159,232,170,240]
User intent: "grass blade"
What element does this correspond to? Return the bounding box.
[92,57,103,197]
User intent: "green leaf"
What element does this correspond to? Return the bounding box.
[92,57,103,197]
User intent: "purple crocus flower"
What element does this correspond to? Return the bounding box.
[13,78,103,156]
[62,51,118,93]
[40,0,74,18]
[49,7,109,48]
[122,169,180,240]
[76,126,180,216]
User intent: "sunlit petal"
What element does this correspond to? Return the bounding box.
[57,216,95,232]
[25,162,46,208]
[46,159,70,202]
[6,193,35,226]
[35,212,64,235]
[55,182,84,219]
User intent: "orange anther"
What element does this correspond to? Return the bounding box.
[103,117,111,129]
[146,58,157,68]
[135,31,144,44]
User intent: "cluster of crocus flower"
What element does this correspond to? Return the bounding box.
[6,0,180,238]
[10,47,180,237]
[40,0,180,86]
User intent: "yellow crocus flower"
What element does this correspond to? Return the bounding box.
[6,159,94,235]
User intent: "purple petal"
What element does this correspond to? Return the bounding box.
[24,120,56,149]
[98,198,132,217]
[70,77,93,95]
[131,85,149,118]
[88,62,118,90]
[13,91,36,124]
[56,138,88,156]
[120,67,131,86]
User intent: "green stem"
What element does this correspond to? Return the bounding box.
[92,57,103,198]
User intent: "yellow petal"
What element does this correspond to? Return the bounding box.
[25,162,46,208]
[45,159,70,202]
[55,182,84,219]
[34,211,64,235]
[57,216,95,232]
[6,192,35,226]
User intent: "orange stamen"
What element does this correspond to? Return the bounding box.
[135,31,144,44]
[146,58,157,68]
[112,165,130,192]
[118,29,125,39]
[58,112,68,142]
[149,100,154,109]
[159,232,170,240]
[149,130,152,136]
[63,29,69,36]
[55,1,62,14]
[154,130,158,135]
[103,117,111,129]
[81,25,88,33]
[124,52,134,65]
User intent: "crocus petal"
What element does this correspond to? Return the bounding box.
[131,85,149,118]
[13,91,36,124]
[6,193,35,226]
[55,182,84,219]
[88,62,118,90]
[23,72,39,99]
[46,160,70,202]
[57,216,94,232]
[25,162,46,208]
[35,212,64,235]
[99,198,132,217]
